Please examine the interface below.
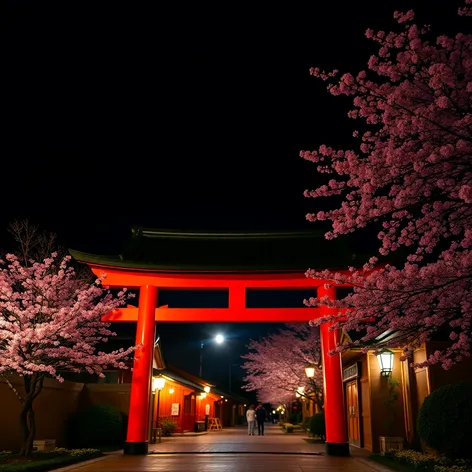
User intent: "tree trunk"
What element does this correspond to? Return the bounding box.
[18,375,44,457]
[19,401,35,456]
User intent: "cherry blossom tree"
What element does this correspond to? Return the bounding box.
[301,1,472,370]
[241,324,323,410]
[0,222,135,456]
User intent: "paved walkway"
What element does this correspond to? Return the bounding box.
[63,424,394,472]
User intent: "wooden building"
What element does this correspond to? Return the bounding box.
[340,339,472,453]
[109,341,247,434]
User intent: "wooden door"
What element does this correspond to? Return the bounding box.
[182,394,196,432]
[346,380,361,447]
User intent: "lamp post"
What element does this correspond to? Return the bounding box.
[305,363,317,413]
[228,363,238,393]
[199,333,225,378]
[151,376,166,443]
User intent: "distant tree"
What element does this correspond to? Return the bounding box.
[0,221,135,456]
[301,1,472,370]
[241,324,323,409]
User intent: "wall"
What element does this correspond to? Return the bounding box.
[0,375,82,451]
[343,343,472,454]
[368,352,405,452]
[79,383,131,414]
[359,355,373,450]
[151,380,194,433]
[427,341,472,391]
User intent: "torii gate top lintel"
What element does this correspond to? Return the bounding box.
[69,228,355,323]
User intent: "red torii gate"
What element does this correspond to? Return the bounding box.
[71,228,357,457]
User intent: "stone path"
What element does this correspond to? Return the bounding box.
[59,424,394,472]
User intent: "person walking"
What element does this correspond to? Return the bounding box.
[255,403,267,436]
[246,405,256,435]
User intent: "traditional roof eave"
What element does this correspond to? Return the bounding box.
[68,249,307,273]
[69,227,369,273]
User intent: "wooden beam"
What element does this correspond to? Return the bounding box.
[92,266,354,289]
[101,306,348,323]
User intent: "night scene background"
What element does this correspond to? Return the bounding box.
[0,0,462,395]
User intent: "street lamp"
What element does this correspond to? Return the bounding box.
[305,364,316,379]
[152,376,166,433]
[304,363,318,413]
[199,333,225,378]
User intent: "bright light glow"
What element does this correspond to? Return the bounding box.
[305,364,316,378]
[152,376,166,392]
[204,386,210,393]
[377,349,394,376]
[169,388,174,394]
[201,392,207,399]
[215,334,225,344]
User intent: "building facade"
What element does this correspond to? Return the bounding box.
[340,341,472,453]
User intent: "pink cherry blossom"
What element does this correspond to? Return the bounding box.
[0,251,135,455]
[302,1,472,370]
[241,324,323,409]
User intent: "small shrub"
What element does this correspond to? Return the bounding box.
[380,450,472,472]
[308,412,325,439]
[160,418,177,437]
[417,382,472,460]
[70,404,124,448]
[302,416,311,431]
[283,423,294,433]
[0,451,13,464]
[0,448,101,472]
[389,450,437,470]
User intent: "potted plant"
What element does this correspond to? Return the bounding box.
[160,418,178,437]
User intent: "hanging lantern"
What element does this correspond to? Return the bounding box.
[152,376,166,392]
[376,350,394,376]
[305,364,316,378]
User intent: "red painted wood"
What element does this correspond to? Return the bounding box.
[93,265,353,288]
[101,306,346,323]
[126,285,157,445]
[319,285,348,447]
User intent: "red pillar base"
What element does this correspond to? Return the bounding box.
[124,441,148,455]
[326,442,350,456]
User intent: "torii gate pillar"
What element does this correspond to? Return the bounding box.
[319,285,349,456]
[124,285,157,455]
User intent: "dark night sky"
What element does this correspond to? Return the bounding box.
[0,0,463,391]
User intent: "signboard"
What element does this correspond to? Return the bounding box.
[343,363,359,381]
[205,404,210,415]
[171,403,180,416]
